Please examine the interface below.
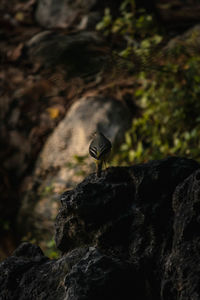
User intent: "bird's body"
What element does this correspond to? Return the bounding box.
[89,132,112,177]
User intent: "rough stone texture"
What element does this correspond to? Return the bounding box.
[2,157,200,299]
[64,247,142,300]
[0,243,143,300]
[161,169,200,300]
[55,157,199,252]
[17,95,132,250]
[0,242,87,300]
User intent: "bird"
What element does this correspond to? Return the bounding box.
[89,132,112,177]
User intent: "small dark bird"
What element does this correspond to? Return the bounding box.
[89,132,112,177]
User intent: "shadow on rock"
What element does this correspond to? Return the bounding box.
[1,156,200,300]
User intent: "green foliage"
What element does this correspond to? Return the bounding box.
[39,185,55,197]
[96,0,156,38]
[113,51,200,165]
[96,0,162,65]
[45,238,60,259]
[97,0,200,165]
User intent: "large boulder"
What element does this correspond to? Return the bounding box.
[17,95,132,249]
[35,0,122,30]
[55,157,199,254]
[1,157,200,299]
[35,0,99,30]
[26,30,108,76]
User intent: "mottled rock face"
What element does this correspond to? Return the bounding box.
[64,247,143,300]
[1,157,200,300]
[55,166,135,253]
[162,169,200,300]
[0,242,88,300]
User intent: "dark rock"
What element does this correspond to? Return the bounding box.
[26,31,108,76]
[0,242,87,300]
[0,243,144,300]
[64,247,145,300]
[161,169,200,300]
[13,242,44,259]
[55,157,199,254]
[1,157,200,299]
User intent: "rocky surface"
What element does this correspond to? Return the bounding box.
[2,0,200,264]
[26,30,108,76]
[1,157,200,299]
[17,95,132,252]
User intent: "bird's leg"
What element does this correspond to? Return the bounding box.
[96,160,103,177]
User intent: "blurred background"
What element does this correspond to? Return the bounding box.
[1,0,200,260]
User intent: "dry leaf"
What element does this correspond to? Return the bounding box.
[8,43,24,61]
[46,107,60,119]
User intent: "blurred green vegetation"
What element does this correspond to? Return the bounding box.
[45,238,60,259]
[97,0,200,165]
